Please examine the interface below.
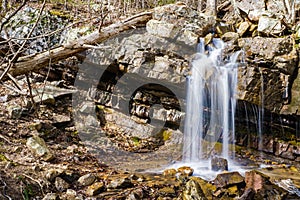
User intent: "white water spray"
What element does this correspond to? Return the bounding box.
[183,38,241,164]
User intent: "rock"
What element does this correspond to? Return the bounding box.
[86,182,105,196]
[33,94,55,105]
[183,179,207,200]
[163,168,177,177]
[158,187,176,196]
[213,171,245,188]
[238,37,294,61]
[257,16,285,35]
[275,141,295,160]
[177,166,194,176]
[152,3,215,37]
[42,193,58,200]
[52,114,71,123]
[45,169,64,182]
[237,36,297,112]
[275,179,300,197]
[26,136,53,161]
[221,32,239,42]
[8,106,24,119]
[146,19,178,38]
[245,170,271,192]
[238,188,255,200]
[107,177,133,189]
[238,21,250,37]
[78,173,96,186]
[55,177,70,192]
[245,170,290,199]
[211,157,228,171]
[60,189,77,200]
[125,188,145,200]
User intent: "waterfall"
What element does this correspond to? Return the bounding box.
[183,38,241,163]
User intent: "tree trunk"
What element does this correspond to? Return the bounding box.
[0,12,152,80]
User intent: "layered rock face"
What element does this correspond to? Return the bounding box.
[74,1,300,162]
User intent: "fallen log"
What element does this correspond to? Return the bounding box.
[0,11,152,80]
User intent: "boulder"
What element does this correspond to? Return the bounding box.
[177,166,194,176]
[183,179,207,200]
[257,16,285,35]
[213,171,245,188]
[26,136,53,161]
[211,157,228,171]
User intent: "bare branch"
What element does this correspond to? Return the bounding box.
[0,0,46,81]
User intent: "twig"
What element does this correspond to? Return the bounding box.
[1,82,26,95]
[0,134,12,144]
[25,74,35,105]
[22,174,44,196]
[7,73,22,91]
[0,174,12,200]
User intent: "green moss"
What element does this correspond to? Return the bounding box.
[157,0,176,6]
[0,154,9,162]
[49,9,72,19]
[162,130,172,141]
[131,137,140,146]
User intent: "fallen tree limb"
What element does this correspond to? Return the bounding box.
[0,11,152,80]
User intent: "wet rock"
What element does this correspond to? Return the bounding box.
[163,168,177,177]
[275,141,295,160]
[107,177,133,189]
[78,173,96,186]
[190,177,216,198]
[211,157,228,171]
[275,179,300,197]
[26,136,53,161]
[86,182,105,196]
[183,179,207,200]
[238,188,255,200]
[245,170,270,192]
[177,166,194,176]
[42,193,58,200]
[244,170,288,200]
[213,171,245,188]
[55,177,70,192]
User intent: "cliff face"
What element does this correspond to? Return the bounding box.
[73,2,300,163]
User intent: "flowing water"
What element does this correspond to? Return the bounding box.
[179,39,243,179]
